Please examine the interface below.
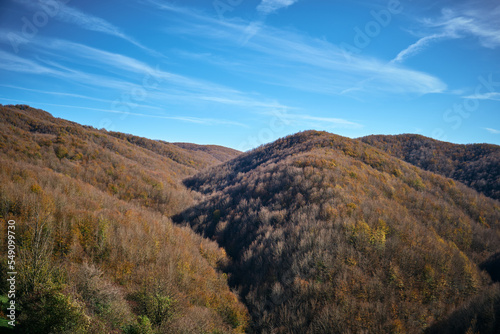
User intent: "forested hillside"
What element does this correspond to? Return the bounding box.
[1,105,499,334]
[176,130,500,333]
[0,104,247,333]
[0,104,240,216]
[361,134,500,201]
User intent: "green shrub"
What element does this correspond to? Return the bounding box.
[122,316,154,334]
[18,290,89,334]
[54,145,69,159]
[131,289,177,327]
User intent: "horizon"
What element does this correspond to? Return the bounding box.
[1,0,499,150]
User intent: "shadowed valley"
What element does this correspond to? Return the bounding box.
[176,130,500,333]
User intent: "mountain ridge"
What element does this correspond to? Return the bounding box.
[176,130,500,333]
[361,134,500,201]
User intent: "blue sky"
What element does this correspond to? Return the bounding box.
[0,0,499,150]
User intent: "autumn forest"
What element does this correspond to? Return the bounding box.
[0,104,499,333]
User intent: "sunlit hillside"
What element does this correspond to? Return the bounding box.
[0,104,240,216]
[0,104,247,333]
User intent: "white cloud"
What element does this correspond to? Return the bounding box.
[56,4,129,39]
[257,109,363,130]
[0,50,62,75]
[152,3,446,96]
[0,99,247,127]
[393,5,500,63]
[0,34,302,121]
[286,114,363,129]
[198,96,291,110]
[0,49,142,91]
[444,6,500,49]
[0,84,164,111]
[463,92,500,101]
[391,33,451,64]
[12,0,154,53]
[485,128,500,134]
[257,0,299,15]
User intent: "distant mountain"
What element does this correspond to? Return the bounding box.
[175,130,500,333]
[0,104,247,333]
[172,142,241,163]
[361,134,500,201]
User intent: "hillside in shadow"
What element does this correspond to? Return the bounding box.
[361,134,500,201]
[176,130,500,333]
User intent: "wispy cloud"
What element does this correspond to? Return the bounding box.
[392,4,500,63]
[391,33,451,64]
[446,6,500,49]
[38,39,253,97]
[0,84,163,111]
[257,0,299,15]
[56,4,132,41]
[285,114,363,129]
[197,96,291,110]
[3,82,277,113]
[0,50,62,75]
[0,33,300,119]
[12,0,154,53]
[257,109,363,129]
[463,92,500,101]
[485,128,500,134]
[151,2,446,96]
[0,98,247,127]
[0,48,141,92]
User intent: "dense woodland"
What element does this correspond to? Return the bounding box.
[0,105,247,333]
[361,134,500,201]
[176,130,500,333]
[1,105,500,333]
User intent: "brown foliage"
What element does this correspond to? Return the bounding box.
[0,104,247,333]
[177,130,500,333]
[361,134,500,200]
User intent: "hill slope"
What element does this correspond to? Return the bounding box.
[361,134,500,201]
[0,104,240,215]
[0,104,247,333]
[172,142,241,164]
[175,130,500,333]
